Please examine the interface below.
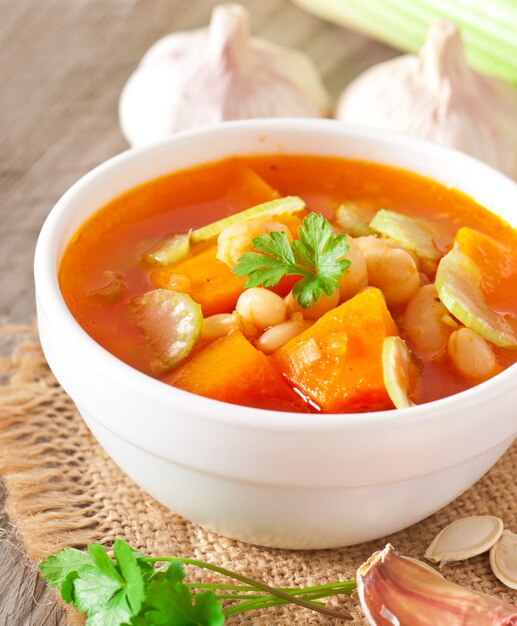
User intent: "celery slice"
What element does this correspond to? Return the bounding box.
[334,202,373,237]
[190,196,305,243]
[435,246,517,348]
[382,336,415,409]
[132,289,202,374]
[142,233,191,266]
[142,196,305,267]
[370,209,440,261]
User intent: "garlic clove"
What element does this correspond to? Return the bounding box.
[490,530,517,591]
[119,4,331,147]
[357,544,517,626]
[336,21,517,180]
[402,555,444,579]
[425,516,504,565]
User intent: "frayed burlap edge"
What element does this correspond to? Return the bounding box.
[0,325,515,624]
[0,328,103,559]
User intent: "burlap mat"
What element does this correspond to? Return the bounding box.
[0,325,515,624]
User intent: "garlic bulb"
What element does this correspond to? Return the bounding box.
[120,4,331,147]
[357,544,517,626]
[336,21,517,180]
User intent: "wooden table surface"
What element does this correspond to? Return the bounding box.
[0,1,396,623]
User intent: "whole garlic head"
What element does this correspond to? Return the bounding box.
[336,21,517,180]
[120,4,331,147]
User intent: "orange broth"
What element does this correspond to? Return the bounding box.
[59,155,517,412]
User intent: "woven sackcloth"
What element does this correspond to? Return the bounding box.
[0,325,515,625]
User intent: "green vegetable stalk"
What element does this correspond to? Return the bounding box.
[39,539,356,625]
[292,0,517,85]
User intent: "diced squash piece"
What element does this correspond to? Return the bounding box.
[435,246,517,348]
[151,245,246,317]
[151,244,296,315]
[275,288,398,412]
[215,160,280,213]
[454,227,517,309]
[151,246,300,317]
[165,331,306,411]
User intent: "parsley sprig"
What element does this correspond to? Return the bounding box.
[39,540,356,625]
[233,212,351,308]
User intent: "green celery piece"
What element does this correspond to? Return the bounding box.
[334,202,373,237]
[291,0,517,84]
[382,337,415,409]
[370,209,440,260]
[435,246,517,348]
[143,233,191,267]
[190,196,305,243]
[132,289,203,374]
[142,196,305,267]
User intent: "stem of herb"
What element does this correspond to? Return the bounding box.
[223,582,357,616]
[141,557,354,620]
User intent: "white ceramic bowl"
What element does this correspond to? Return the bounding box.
[35,120,517,549]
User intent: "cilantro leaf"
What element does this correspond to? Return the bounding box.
[73,563,123,614]
[39,547,94,588]
[40,540,356,624]
[41,541,146,626]
[86,589,133,626]
[113,540,146,614]
[61,572,79,603]
[233,213,350,308]
[137,563,224,626]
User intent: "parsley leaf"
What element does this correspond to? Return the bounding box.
[39,540,355,624]
[233,213,351,308]
[136,563,224,626]
[40,541,145,626]
[39,547,93,588]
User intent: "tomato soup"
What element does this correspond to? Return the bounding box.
[59,155,517,412]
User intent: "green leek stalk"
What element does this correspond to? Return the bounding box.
[292,0,517,85]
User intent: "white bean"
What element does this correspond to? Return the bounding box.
[403,285,456,356]
[256,320,313,354]
[202,313,240,341]
[286,288,340,320]
[236,288,287,330]
[357,236,419,307]
[216,220,290,268]
[447,328,498,379]
[337,237,369,300]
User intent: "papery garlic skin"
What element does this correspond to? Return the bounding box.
[119,4,331,147]
[357,544,517,626]
[336,21,517,180]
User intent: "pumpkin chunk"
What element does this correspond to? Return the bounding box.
[164,331,306,411]
[274,288,398,412]
[151,245,246,317]
[151,244,296,316]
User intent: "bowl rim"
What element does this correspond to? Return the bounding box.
[34,118,517,434]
